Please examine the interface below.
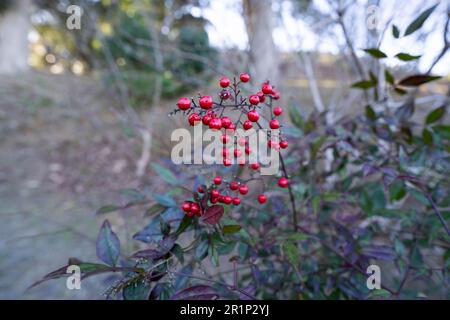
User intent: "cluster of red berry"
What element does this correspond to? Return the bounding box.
[173,73,290,218]
[181,175,290,218]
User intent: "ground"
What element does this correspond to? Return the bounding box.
[0,72,154,299]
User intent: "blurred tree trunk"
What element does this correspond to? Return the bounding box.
[243,0,279,86]
[0,0,31,74]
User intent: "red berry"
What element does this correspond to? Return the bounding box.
[182,201,192,212]
[247,110,259,122]
[239,184,249,195]
[257,194,267,204]
[209,118,222,130]
[262,83,273,94]
[227,123,236,132]
[249,94,260,105]
[250,163,260,170]
[256,91,266,103]
[219,77,230,88]
[211,189,220,198]
[223,158,232,166]
[197,186,204,193]
[234,149,242,157]
[213,176,222,185]
[238,158,246,166]
[199,96,213,109]
[188,113,201,126]
[232,197,241,205]
[272,90,280,100]
[278,177,289,188]
[177,97,191,110]
[245,147,252,155]
[211,197,219,204]
[273,106,283,116]
[221,134,230,144]
[186,211,194,218]
[229,181,239,190]
[221,116,232,129]
[243,120,253,130]
[240,73,250,83]
[191,203,201,215]
[269,119,280,129]
[202,115,212,125]
[280,140,288,149]
[219,89,231,100]
[223,195,233,205]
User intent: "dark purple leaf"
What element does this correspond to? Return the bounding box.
[201,205,224,225]
[362,163,378,177]
[96,220,120,266]
[170,285,219,300]
[133,219,163,243]
[398,75,441,87]
[132,249,166,260]
[361,245,396,261]
[239,284,256,300]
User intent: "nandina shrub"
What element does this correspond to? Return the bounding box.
[33,7,450,298]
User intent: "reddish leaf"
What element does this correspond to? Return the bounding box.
[397,75,441,87]
[201,205,224,225]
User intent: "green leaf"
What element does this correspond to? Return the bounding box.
[422,128,433,145]
[123,278,151,300]
[368,289,392,298]
[153,193,176,207]
[432,125,450,139]
[410,246,423,269]
[312,195,321,215]
[283,241,299,268]
[389,180,406,202]
[384,70,394,85]
[426,105,446,124]
[96,220,120,267]
[366,105,377,121]
[363,48,387,59]
[351,80,376,89]
[96,205,121,215]
[394,87,408,95]
[408,188,429,206]
[288,105,305,129]
[287,233,309,242]
[392,25,400,38]
[151,163,178,185]
[223,225,242,234]
[175,215,193,235]
[195,239,209,260]
[398,75,441,87]
[208,244,219,267]
[28,258,114,290]
[144,203,165,217]
[404,4,438,36]
[395,53,421,61]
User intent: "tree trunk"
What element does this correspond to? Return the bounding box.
[0,0,31,74]
[243,0,278,86]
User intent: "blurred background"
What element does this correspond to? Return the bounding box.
[0,0,449,299]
